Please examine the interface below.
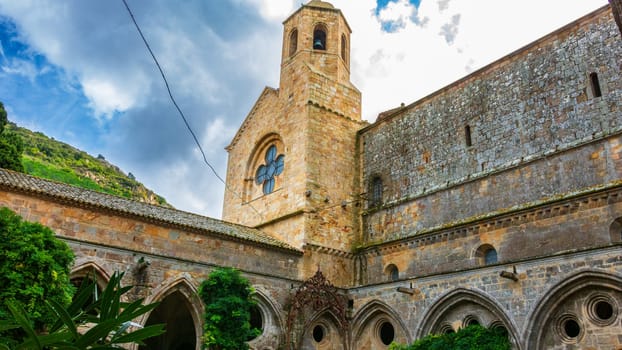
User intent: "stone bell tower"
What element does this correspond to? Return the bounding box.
[223,1,364,280]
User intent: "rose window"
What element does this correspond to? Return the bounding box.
[255,145,284,194]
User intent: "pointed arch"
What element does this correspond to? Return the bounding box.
[248,287,286,349]
[351,300,411,348]
[285,270,348,349]
[70,261,110,290]
[524,270,622,350]
[139,274,203,350]
[416,288,521,349]
[300,308,347,350]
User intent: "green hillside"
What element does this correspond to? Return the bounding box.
[8,123,171,207]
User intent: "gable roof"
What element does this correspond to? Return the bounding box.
[0,169,301,254]
[226,86,279,151]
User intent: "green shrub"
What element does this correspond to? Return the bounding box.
[0,207,74,329]
[199,268,260,350]
[390,325,511,350]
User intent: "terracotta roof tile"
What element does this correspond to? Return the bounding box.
[0,169,300,253]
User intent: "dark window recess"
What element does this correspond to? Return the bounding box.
[370,177,383,206]
[313,26,327,50]
[590,72,602,97]
[563,319,581,338]
[484,248,498,265]
[387,264,399,281]
[289,29,298,56]
[465,125,472,147]
[313,325,324,343]
[379,322,395,345]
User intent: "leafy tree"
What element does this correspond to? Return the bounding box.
[199,267,260,350]
[0,271,165,349]
[389,325,511,350]
[0,207,74,331]
[0,102,24,172]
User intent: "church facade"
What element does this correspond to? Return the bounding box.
[1,1,621,349]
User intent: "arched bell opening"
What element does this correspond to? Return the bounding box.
[139,290,197,350]
[313,24,327,50]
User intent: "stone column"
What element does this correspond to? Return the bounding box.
[611,0,622,36]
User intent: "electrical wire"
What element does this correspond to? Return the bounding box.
[121,0,262,219]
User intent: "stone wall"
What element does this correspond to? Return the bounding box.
[348,247,622,350]
[360,6,622,242]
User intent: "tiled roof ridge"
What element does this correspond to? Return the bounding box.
[0,169,300,253]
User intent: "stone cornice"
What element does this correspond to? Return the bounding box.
[357,183,622,256]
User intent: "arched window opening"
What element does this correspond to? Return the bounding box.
[370,176,383,207]
[464,124,472,147]
[609,217,622,243]
[484,248,498,265]
[247,305,263,340]
[386,264,399,281]
[313,25,327,50]
[590,72,602,98]
[475,244,498,266]
[139,291,197,350]
[341,34,347,62]
[289,29,298,57]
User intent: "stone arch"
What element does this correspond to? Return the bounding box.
[609,217,622,243]
[524,270,622,350]
[70,261,110,288]
[248,288,286,350]
[350,300,411,349]
[473,243,498,266]
[384,263,399,282]
[416,288,521,349]
[300,309,347,350]
[312,23,327,50]
[289,28,298,57]
[245,133,286,200]
[138,274,203,350]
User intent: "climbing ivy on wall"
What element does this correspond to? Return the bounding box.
[199,267,260,350]
[389,325,511,350]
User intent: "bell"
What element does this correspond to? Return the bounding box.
[313,39,324,50]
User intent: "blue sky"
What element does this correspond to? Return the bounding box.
[0,0,608,218]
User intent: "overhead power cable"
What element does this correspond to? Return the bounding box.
[121,0,262,219]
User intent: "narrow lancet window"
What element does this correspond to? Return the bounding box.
[590,72,602,98]
[464,125,472,147]
[289,29,298,57]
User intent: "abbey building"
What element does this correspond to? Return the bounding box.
[1,1,621,349]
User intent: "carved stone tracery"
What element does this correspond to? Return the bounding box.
[285,269,349,349]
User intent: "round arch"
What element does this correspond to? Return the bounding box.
[416,288,521,349]
[350,300,411,348]
[524,270,622,350]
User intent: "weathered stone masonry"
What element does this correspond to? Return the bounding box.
[2,2,622,350]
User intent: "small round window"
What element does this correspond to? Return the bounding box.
[556,314,583,343]
[587,293,618,326]
[379,321,395,346]
[312,324,325,343]
[255,145,284,194]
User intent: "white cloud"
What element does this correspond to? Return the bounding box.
[439,13,460,44]
[238,0,296,21]
[81,78,134,118]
